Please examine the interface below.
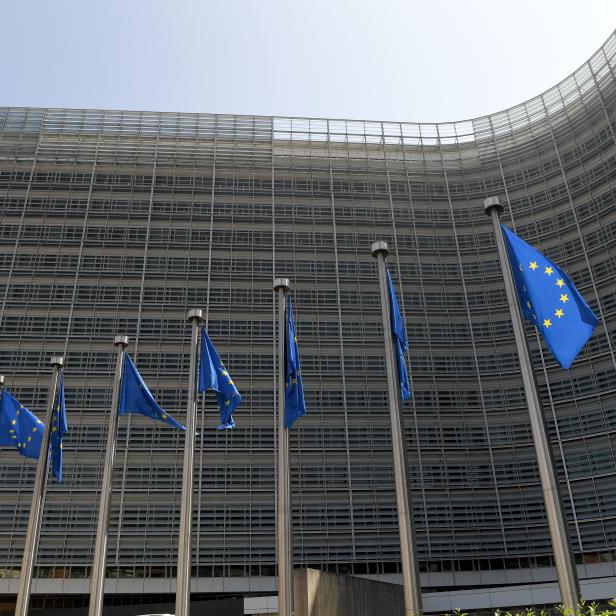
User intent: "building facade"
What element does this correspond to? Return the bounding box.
[1,31,616,614]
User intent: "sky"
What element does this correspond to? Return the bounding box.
[2,0,616,123]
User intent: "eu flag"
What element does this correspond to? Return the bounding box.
[285,297,306,428]
[387,271,412,401]
[0,389,44,460]
[502,224,599,369]
[50,373,68,481]
[118,355,185,430]
[198,329,240,429]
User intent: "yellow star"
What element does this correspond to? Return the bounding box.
[556,279,565,288]
[526,301,531,309]
[292,378,297,384]
[533,314,537,320]
[9,429,14,434]
[161,413,168,419]
[228,379,233,385]
[11,435,16,440]
[225,400,231,406]
[52,426,57,432]
[17,443,21,448]
[27,436,32,442]
[37,419,43,425]
[32,427,37,433]
[16,410,20,416]
[555,308,564,318]
[543,319,552,328]
[560,294,569,303]
[529,261,538,270]
[11,419,16,426]
[544,266,554,276]
[59,443,63,449]
[221,369,228,377]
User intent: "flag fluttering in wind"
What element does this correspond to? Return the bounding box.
[0,389,44,460]
[387,271,411,401]
[198,329,241,429]
[502,224,599,369]
[50,373,69,481]
[118,354,185,430]
[284,297,306,428]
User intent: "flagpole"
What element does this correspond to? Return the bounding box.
[88,335,129,616]
[175,308,203,616]
[371,242,423,616]
[14,355,64,616]
[484,196,580,610]
[274,277,293,616]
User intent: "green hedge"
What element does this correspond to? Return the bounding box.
[447,599,616,616]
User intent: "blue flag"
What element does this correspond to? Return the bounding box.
[502,224,599,369]
[387,271,412,401]
[118,355,185,430]
[198,329,240,430]
[50,373,68,482]
[285,297,306,428]
[0,389,44,460]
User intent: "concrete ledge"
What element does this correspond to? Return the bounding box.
[1,568,615,614]
[256,572,616,615]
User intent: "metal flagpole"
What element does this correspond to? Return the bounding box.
[88,335,129,616]
[371,241,423,616]
[484,196,580,610]
[274,278,293,616]
[15,355,64,616]
[175,308,203,616]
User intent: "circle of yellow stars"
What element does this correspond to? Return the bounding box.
[526,261,569,329]
[8,404,43,450]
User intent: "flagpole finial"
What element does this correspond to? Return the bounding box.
[50,356,64,368]
[273,277,291,292]
[113,335,129,348]
[371,240,389,259]
[187,308,204,322]
[484,196,504,217]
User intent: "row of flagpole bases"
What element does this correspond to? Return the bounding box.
[0,196,600,616]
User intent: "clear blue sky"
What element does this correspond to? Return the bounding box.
[3,0,615,123]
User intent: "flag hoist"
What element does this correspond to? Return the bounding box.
[14,355,65,616]
[371,241,423,616]
[484,195,598,610]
